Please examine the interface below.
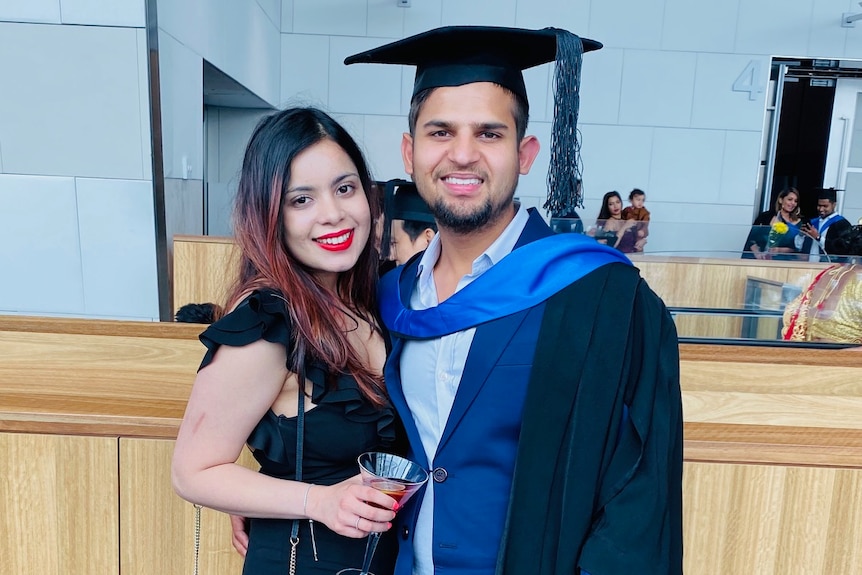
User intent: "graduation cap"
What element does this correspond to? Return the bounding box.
[345,26,603,215]
[816,187,840,202]
[379,179,435,261]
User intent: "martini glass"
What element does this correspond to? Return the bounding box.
[336,452,429,575]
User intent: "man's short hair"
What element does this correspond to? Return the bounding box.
[400,219,438,243]
[407,85,529,141]
[175,302,220,324]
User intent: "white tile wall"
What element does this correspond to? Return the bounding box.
[368,0,404,38]
[515,0,590,34]
[807,0,850,58]
[329,36,402,115]
[207,181,235,238]
[159,32,203,179]
[690,54,770,132]
[649,127,726,204]
[0,174,85,314]
[75,177,159,319]
[164,177,203,239]
[578,124,654,203]
[256,0,281,30]
[214,108,271,183]
[158,31,203,181]
[514,119,552,210]
[0,0,61,24]
[361,115,411,182]
[330,113,366,151]
[403,0,442,36]
[281,0,293,32]
[0,22,146,179]
[735,0,812,56]
[441,0,516,26]
[293,0,366,35]
[136,29,153,181]
[205,107,272,236]
[618,50,697,128]
[589,0,665,50]
[579,48,624,125]
[281,34,331,107]
[523,63,551,123]
[60,0,145,27]
[720,130,763,205]
[661,0,739,53]
[157,0,281,107]
[399,64,417,116]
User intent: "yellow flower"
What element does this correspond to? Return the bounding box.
[772,221,789,235]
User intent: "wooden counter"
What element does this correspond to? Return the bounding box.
[2,315,862,574]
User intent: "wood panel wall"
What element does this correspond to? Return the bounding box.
[2,307,862,573]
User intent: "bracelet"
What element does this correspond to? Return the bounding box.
[303,484,313,516]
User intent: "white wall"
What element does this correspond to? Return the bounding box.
[4,0,860,318]
[278,0,862,256]
[0,2,159,320]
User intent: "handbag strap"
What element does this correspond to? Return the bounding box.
[288,365,307,575]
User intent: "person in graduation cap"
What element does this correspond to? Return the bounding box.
[345,26,683,575]
[798,187,852,262]
[379,179,438,267]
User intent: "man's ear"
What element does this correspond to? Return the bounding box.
[402,132,414,176]
[518,135,540,175]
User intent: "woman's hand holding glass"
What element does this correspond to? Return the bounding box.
[305,476,397,538]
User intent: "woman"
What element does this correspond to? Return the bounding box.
[744,187,805,260]
[587,191,638,253]
[782,225,862,344]
[172,108,401,574]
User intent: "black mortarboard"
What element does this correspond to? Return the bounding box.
[379,179,435,260]
[817,187,839,202]
[345,26,603,215]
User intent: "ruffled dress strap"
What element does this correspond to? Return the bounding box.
[198,289,293,371]
[196,289,403,465]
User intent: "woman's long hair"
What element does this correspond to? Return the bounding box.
[226,107,385,406]
[774,187,801,221]
[597,190,622,222]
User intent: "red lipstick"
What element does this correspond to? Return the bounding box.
[316,229,354,252]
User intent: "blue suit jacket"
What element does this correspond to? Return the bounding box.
[383,211,554,575]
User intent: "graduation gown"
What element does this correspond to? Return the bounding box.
[497,263,683,575]
[380,211,683,575]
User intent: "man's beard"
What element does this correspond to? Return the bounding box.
[431,191,519,234]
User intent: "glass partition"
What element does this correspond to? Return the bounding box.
[551,223,862,347]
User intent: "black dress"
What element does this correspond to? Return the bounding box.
[198,289,402,575]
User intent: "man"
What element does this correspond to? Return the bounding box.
[799,187,852,261]
[346,26,683,575]
[380,179,438,266]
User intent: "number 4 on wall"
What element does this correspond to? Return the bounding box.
[733,60,765,101]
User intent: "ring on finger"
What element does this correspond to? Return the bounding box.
[355,516,362,530]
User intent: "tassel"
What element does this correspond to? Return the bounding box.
[543,28,585,215]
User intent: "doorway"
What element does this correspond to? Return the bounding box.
[761,58,862,224]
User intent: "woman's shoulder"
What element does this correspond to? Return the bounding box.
[198,289,293,362]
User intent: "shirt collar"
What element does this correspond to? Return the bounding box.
[414,204,530,305]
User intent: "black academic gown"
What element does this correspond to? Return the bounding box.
[497,263,684,575]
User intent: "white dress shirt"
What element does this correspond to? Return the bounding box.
[400,206,529,575]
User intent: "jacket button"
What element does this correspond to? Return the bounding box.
[401,526,409,540]
[432,467,448,483]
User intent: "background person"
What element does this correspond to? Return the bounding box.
[171,107,402,575]
[622,188,650,252]
[783,225,862,343]
[798,187,852,261]
[379,179,437,266]
[587,190,638,253]
[743,187,805,260]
